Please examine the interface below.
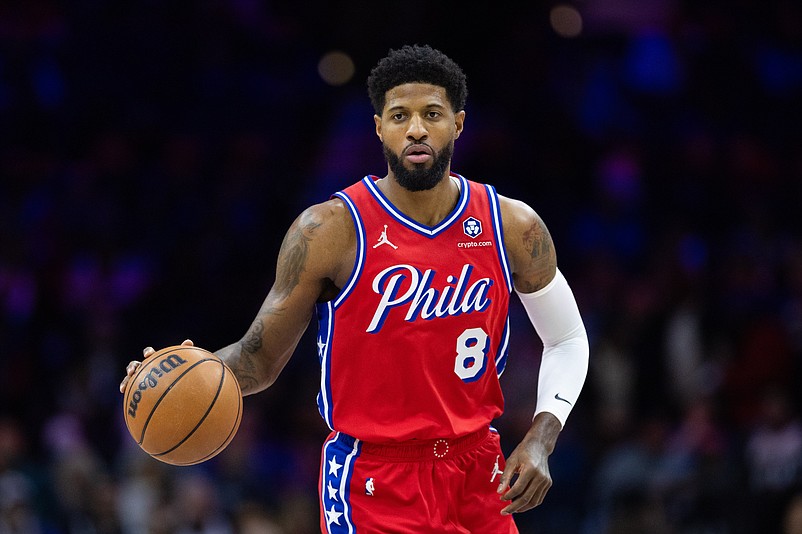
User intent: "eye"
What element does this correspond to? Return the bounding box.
[427,110,442,119]
[391,112,406,121]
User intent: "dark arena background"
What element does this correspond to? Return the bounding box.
[2,1,802,533]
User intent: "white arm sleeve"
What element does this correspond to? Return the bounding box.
[515,268,589,428]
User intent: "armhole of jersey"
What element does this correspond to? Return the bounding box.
[495,316,511,378]
[316,300,334,430]
[332,191,366,309]
[485,184,513,293]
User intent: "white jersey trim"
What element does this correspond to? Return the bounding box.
[485,184,513,292]
[362,174,470,237]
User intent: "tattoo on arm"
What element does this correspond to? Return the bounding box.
[273,216,321,298]
[228,318,263,393]
[232,304,292,393]
[228,211,324,394]
[241,317,264,354]
[232,267,316,393]
[519,219,557,293]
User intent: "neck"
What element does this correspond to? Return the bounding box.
[378,172,459,227]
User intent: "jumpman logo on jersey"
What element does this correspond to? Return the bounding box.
[373,225,398,249]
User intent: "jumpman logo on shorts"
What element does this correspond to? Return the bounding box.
[490,455,503,482]
[373,225,398,249]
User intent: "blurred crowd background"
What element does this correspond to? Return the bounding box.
[2,1,802,533]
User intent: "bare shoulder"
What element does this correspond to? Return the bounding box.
[292,197,353,243]
[274,198,355,297]
[497,194,557,293]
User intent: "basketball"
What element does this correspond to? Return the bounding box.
[122,345,243,466]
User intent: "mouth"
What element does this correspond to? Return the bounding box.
[404,143,433,164]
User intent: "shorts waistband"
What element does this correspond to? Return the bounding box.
[342,427,492,461]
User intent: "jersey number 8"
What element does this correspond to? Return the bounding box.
[454,327,489,382]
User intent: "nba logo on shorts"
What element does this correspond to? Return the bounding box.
[463,217,482,239]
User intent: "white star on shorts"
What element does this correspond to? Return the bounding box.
[325,505,343,526]
[327,480,339,501]
[328,456,343,477]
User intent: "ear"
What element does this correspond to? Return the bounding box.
[454,110,465,139]
[374,115,383,142]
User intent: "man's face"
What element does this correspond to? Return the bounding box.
[374,83,464,192]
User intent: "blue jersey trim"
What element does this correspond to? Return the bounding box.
[321,433,361,533]
[316,301,335,430]
[362,174,470,237]
[495,317,510,377]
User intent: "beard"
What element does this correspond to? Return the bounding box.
[383,140,454,192]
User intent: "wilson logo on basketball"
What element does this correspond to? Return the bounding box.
[127,354,188,418]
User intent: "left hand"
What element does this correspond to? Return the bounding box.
[496,412,561,515]
[496,438,552,514]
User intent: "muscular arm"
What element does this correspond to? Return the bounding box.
[500,195,557,294]
[216,199,354,395]
[496,195,588,514]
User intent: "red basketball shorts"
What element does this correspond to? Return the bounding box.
[318,427,519,533]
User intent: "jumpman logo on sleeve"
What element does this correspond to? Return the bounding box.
[373,225,398,249]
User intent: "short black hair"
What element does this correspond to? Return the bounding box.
[367,44,468,115]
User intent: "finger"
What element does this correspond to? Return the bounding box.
[501,476,551,515]
[143,346,155,358]
[181,339,194,346]
[497,458,517,495]
[501,480,533,515]
[502,498,528,515]
[500,471,527,503]
[120,360,142,393]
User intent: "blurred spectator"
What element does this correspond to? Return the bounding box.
[785,492,802,534]
[582,415,675,534]
[234,501,284,534]
[172,471,233,534]
[115,451,172,534]
[745,386,802,533]
[0,418,53,534]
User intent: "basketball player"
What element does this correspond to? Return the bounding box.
[121,44,589,533]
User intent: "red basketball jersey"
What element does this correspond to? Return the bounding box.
[315,173,513,442]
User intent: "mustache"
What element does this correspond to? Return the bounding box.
[403,142,434,155]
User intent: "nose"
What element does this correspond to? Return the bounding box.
[406,114,428,142]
